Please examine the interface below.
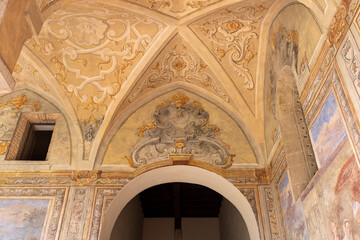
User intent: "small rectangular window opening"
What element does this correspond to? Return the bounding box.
[19,123,55,161]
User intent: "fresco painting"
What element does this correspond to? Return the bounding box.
[303,90,360,239]
[310,91,348,167]
[279,171,310,240]
[303,151,360,239]
[0,198,50,240]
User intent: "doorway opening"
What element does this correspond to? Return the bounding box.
[99,166,260,240]
[110,183,250,240]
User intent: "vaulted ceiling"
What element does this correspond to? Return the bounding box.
[9,0,340,170]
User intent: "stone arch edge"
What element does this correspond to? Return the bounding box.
[99,165,260,240]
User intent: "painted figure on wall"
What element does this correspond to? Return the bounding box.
[278,171,309,240]
[0,198,50,240]
[303,88,360,239]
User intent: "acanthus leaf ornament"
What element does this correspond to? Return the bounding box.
[340,37,360,100]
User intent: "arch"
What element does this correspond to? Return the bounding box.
[0,87,74,169]
[19,47,85,167]
[263,3,322,198]
[257,0,333,160]
[99,165,260,240]
[92,83,263,169]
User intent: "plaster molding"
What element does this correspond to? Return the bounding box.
[0,171,132,186]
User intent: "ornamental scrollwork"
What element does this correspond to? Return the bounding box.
[27,1,164,123]
[71,170,102,186]
[264,187,281,239]
[302,46,335,111]
[129,40,230,103]
[129,0,220,19]
[192,4,268,90]
[129,93,234,168]
[341,38,360,99]
[12,57,50,92]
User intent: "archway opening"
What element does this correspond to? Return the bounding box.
[99,166,260,240]
[110,182,250,240]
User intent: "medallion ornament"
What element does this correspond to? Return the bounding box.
[67,17,108,45]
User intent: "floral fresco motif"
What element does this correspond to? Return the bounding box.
[278,171,309,240]
[0,199,50,240]
[310,91,348,167]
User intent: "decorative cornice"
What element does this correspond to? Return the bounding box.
[0,163,275,186]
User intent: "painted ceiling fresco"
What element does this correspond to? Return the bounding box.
[122,35,235,110]
[25,1,165,124]
[10,0,336,168]
[190,1,272,113]
[103,90,257,167]
[125,0,222,19]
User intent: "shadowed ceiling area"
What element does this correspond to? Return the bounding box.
[140,183,223,219]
